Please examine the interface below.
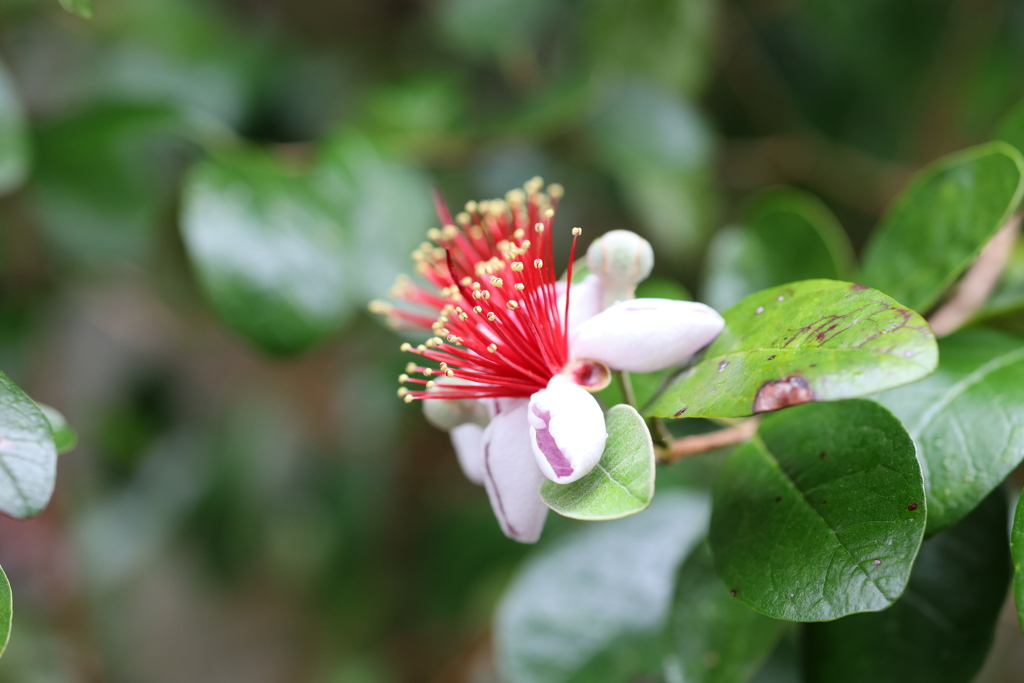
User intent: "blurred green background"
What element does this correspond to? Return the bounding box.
[3,0,1024,680]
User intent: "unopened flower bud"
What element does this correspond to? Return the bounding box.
[586,229,654,307]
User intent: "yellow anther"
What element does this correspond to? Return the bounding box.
[398,374,409,383]
[398,387,409,398]
[490,277,503,287]
[482,291,490,299]
[514,283,525,291]
[417,344,427,352]
[511,261,524,271]
[521,240,531,249]
[405,362,417,373]
[507,301,519,310]
[548,183,564,198]
[487,343,498,353]
[447,334,457,342]
[473,290,482,299]
[544,208,555,218]
[426,380,436,389]
[572,227,582,236]
[400,343,412,352]
[534,259,544,268]
[404,394,414,403]
[525,176,543,194]
[445,369,454,378]
[432,337,444,346]
[513,229,525,240]
[442,225,458,240]
[439,362,448,370]
[535,222,545,233]
[423,368,433,377]
[487,312,497,321]
[473,305,482,313]
[456,212,470,225]
[368,300,392,315]
[427,228,441,241]
[465,200,478,213]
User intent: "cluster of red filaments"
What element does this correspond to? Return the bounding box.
[369,177,581,403]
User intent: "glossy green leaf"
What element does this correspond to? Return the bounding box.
[860,142,1024,313]
[0,60,29,196]
[181,149,352,355]
[875,329,1024,533]
[805,489,1011,683]
[36,404,77,455]
[710,400,926,622]
[647,280,938,419]
[496,492,708,683]
[540,405,654,520]
[663,542,786,683]
[1014,492,1024,634]
[58,0,93,19]
[702,188,855,312]
[0,564,9,659]
[0,372,58,518]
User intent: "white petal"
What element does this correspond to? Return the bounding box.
[450,423,485,485]
[557,274,604,335]
[570,298,725,373]
[527,375,607,485]
[481,400,549,543]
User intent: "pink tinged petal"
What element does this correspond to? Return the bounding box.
[450,423,485,485]
[481,400,549,543]
[557,274,604,335]
[527,375,607,485]
[570,298,725,373]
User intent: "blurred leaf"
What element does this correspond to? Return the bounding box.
[0,565,9,659]
[436,0,553,58]
[1014,491,1024,634]
[647,280,938,419]
[586,0,717,96]
[589,81,716,259]
[0,372,57,518]
[860,142,1024,312]
[495,492,708,683]
[181,148,352,355]
[589,81,711,173]
[312,130,434,300]
[663,542,786,683]
[710,400,925,622]
[875,329,1024,534]
[0,59,29,196]
[635,277,692,302]
[702,188,855,312]
[33,102,216,261]
[58,0,93,19]
[36,404,77,455]
[540,405,654,520]
[995,97,1024,158]
[804,489,1010,683]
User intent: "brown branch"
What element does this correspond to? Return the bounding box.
[658,418,759,464]
[928,213,1020,337]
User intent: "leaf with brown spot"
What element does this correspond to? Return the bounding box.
[646,280,937,419]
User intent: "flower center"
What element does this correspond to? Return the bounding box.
[373,178,585,403]
[562,359,611,392]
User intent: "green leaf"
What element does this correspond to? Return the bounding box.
[181,149,352,355]
[0,564,10,659]
[805,489,1011,683]
[875,328,1024,533]
[0,372,58,518]
[0,60,29,196]
[860,142,1024,313]
[709,400,926,622]
[540,405,654,520]
[702,188,855,312]
[58,0,93,19]
[36,404,77,455]
[496,492,708,683]
[646,280,938,419]
[1013,491,1024,634]
[663,542,786,683]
